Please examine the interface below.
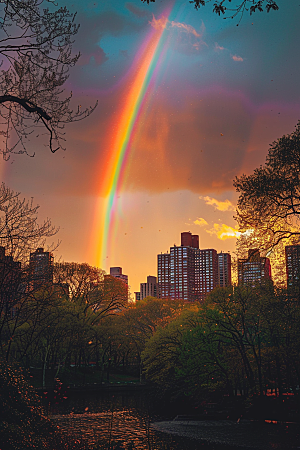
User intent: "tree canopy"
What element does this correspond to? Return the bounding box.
[141,0,279,19]
[0,0,96,159]
[234,122,300,253]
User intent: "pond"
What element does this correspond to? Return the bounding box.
[45,388,300,450]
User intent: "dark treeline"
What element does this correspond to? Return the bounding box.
[143,284,300,402]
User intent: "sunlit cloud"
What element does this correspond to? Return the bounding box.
[215,43,225,51]
[149,14,170,30]
[200,196,235,212]
[150,14,202,38]
[232,55,244,62]
[207,224,241,240]
[170,21,200,37]
[194,217,208,227]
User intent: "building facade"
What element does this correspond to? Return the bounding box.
[0,247,22,312]
[110,267,128,285]
[29,247,54,288]
[218,252,232,287]
[238,249,271,286]
[285,244,300,288]
[140,275,159,300]
[157,252,171,298]
[158,232,220,302]
[195,248,219,301]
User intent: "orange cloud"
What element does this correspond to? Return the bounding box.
[194,217,208,227]
[149,14,169,30]
[207,224,241,240]
[150,14,202,38]
[200,196,235,212]
[215,43,225,51]
[124,86,253,194]
[232,55,244,62]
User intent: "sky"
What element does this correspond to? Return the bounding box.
[2,0,300,293]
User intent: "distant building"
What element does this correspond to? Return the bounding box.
[140,275,159,300]
[195,249,219,301]
[134,292,141,302]
[169,244,197,301]
[285,244,300,288]
[158,232,219,302]
[181,232,199,249]
[110,267,128,285]
[238,249,271,286]
[29,247,53,288]
[218,252,232,287]
[157,252,171,299]
[0,246,22,311]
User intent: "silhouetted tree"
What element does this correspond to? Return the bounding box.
[234,122,300,255]
[0,0,96,159]
[141,0,279,20]
[0,183,58,263]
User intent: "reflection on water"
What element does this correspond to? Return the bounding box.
[52,409,176,450]
[48,389,300,450]
[49,389,203,450]
[152,419,300,450]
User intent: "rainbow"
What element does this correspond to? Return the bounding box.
[95,6,173,269]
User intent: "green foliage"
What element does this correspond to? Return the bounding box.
[142,285,300,401]
[234,122,300,253]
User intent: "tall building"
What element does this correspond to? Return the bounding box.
[218,252,232,287]
[181,232,199,249]
[0,246,22,310]
[110,267,128,285]
[140,275,159,300]
[158,232,219,302]
[157,252,171,298]
[29,247,53,288]
[285,244,300,288]
[238,249,271,286]
[195,249,219,301]
[169,244,197,301]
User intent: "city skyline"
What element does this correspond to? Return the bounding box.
[2,0,300,292]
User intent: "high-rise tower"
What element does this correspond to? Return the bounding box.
[218,252,232,287]
[238,249,271,286]
[29,248,53,288]
[158,232,219,302]
[285,244,300,288]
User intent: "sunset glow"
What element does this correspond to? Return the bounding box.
[92,7,173,270]
[3,0,300,292]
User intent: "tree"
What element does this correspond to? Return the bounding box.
[0,184,59,362]
[0,0,96,159]
[234,122,300,255]
[0,183,58,263]
[54,264,128,319]
[141,0,279,20]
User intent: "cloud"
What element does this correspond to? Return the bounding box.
[215,43,225,51]
[194,217,208,227]
[124,86,253,194]
[149,14,169,30]
[149,16,201,37]
[170,21,201,38]
[126,3,152,19]
[207,224,241,240]
[120,49,129,59]
[200,196,235,212]
[232,55,244,62]
[149,14,206,54]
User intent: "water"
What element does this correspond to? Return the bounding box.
[46,388,300,450]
